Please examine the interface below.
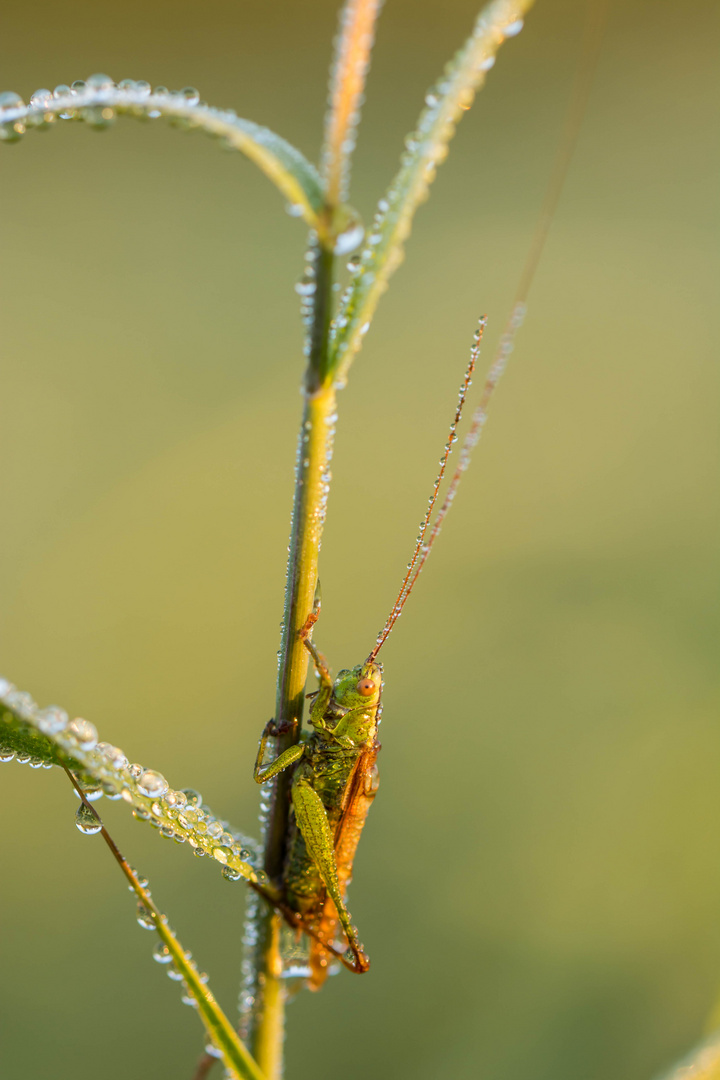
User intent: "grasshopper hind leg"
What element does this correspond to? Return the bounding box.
[291,778,370,974]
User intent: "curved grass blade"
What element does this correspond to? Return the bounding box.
[66,772,265,1080]
[327,0,535,388]
[0,674,265,886]
[322,0,384,209]
[0,79,327,233]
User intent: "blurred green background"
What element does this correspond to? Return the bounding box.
[0,1,717,1078]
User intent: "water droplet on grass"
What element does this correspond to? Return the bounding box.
[75,803,101,835]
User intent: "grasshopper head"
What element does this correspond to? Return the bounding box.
[333,660,383,710]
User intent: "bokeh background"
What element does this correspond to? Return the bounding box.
[0,1,718,1078]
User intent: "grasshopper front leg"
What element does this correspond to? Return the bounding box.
[291,778,370,973]
[253,720,306,783]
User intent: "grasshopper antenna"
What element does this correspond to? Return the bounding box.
[367,318,487,660]
[368,0,610,663]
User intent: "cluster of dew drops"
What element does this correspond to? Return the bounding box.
[0,673,263,1061]
[0,675,265,886]
[0,74,205,141]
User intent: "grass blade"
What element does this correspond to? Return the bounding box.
[327,0,535,387]
[322,0,384,208]
[65,772,265,1080]
[0,675,265,887]
[0,80,327,233]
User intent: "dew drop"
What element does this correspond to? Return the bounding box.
[0,750,15,763]
[181,86,199,105]
[180,788,202,807]
[52,85,75,119]
[136,903,156,929]
[0,91,25,114]
[334,217,364,256]
[221,865,243,882]
[30,89,52,108]
[68,717,98,750]
[86,73,114,89]
[37,706,68,734]
[153,941,172,964]
[75,802,101,835]
[503,18,524,37]
[137,770,169,797]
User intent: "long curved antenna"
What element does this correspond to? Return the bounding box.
[367,318,486,661]
[368,0,610,661]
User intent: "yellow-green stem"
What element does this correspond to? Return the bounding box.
[248,248,337,1075]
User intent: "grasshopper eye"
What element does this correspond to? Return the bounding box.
[356,678,375,697]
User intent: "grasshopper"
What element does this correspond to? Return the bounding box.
[253,324,489,989]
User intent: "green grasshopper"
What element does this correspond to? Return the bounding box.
[253,322,491,988]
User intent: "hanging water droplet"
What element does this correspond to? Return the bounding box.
[52,85,75,119]
[221,865,243,882]
[334,214,364,256]
[137,769,168,797]
[75,802,101,835]
[0,750,15,763]
[212,845,233,866]
[166,965,184,981]
[153,941,172,964]
[503,18,524,37]
[82,105,115,129]
[136,903,156,929]
[478,55,496,72]
[74,785,103,802]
